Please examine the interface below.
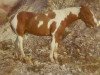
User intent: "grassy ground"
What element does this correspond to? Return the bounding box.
[0,19,100,75]
[0,0,100,75]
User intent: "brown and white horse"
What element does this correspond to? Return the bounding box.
[10,5,99,62]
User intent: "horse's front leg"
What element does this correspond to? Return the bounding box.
[50,33,58,62]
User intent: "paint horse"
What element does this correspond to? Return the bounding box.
[10,5,99,62]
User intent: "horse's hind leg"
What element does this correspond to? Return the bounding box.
[15,35,33,65]
[17,35,25,58]
[14,35,25,59]
[14,36,19,59]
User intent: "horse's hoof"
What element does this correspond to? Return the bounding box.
[50,55,55,62]
[23,56,33,65]
[50,58,55,63]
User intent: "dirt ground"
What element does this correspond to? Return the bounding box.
[0,18,100,75]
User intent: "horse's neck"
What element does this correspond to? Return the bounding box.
[65,14,79,27]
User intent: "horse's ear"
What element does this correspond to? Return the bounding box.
[79,0,91,7]
[80,3,90,8]
[81,4,85,8]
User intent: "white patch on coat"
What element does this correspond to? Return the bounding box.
[38,21,43,28]
[48,7,80,30]
[45,13,48,16]
[91,10,98,24]
[11,13,18,33]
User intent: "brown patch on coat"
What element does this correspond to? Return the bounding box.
[17,11,56,36]
[47,10,56,19]
[66,12,78,26]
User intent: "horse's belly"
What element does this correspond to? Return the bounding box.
[27,27,51,36]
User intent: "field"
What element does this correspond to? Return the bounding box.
[0,0,100,75]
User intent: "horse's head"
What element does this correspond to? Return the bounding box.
[79,5,98,28]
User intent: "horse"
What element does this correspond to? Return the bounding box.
[10,5,99,62]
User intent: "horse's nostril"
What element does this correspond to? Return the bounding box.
[91,26,94,28]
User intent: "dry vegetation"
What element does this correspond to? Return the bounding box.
[0,0,100,75]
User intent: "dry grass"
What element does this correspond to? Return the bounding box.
[0,0,100,75]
